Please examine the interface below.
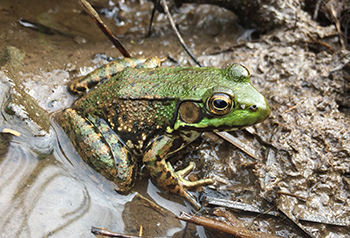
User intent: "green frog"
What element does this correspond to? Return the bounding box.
[59,56,270,207]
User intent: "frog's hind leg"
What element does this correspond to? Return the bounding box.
[69,56,162,95]
[143,135,214,209]
[60,109,136,193]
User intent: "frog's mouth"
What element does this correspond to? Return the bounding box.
[172,105,270,133]
[170,114,264,133]
[173,124,249,133]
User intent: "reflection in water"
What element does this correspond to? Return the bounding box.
[0,123,134,237]
[122,189,185,237]
[0,131,89,237]
[0,133,11,156]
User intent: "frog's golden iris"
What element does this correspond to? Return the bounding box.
[207,93,233,115]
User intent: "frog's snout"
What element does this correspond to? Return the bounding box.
[254,97,270,122]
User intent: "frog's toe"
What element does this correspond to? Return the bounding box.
[174,161,195,177]
[182,177,215,189]
[168,162,214,189]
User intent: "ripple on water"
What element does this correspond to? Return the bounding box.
[0,121,134,237]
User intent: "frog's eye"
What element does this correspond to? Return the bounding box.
[240,64,250,76]
[207,93,233,115]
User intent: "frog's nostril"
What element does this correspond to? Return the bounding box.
[249,105,258,111]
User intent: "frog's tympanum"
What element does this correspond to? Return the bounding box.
[59,56,270,207]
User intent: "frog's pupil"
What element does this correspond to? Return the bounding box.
[207,93,233,115]
[214,99,227,109]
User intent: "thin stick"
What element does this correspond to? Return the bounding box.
[91,226,146,238]
[147,0,158,37]
[160,0,203,67]
[176,211,280,238]
[78,0,131,58]
[215,131,263,161]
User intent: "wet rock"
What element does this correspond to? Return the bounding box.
[0,46,51,136]
[0,46,25,68]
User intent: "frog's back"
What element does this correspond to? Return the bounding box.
[71,67,193,154]
[109,66,228,99]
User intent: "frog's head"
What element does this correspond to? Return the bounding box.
[171,63,270,132]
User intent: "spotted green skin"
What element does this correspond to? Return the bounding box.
[59,57,270,203]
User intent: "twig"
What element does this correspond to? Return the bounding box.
[139,225,143,237]
[91,226,147,238]
[215,131,263,161]
[329,2,345,49]
[307,33,335,52]
[176,211,280,238]
[313,0,322,20]
[204,196,350,227]
[212,207,243,227]
[135,193,165,216]
[78,0,131,57]
[160,0,203,67]
[147,0,158,37]
[2,128,21,137]
[203,196,279,217]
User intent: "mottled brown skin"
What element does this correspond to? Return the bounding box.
[60,108,137,191]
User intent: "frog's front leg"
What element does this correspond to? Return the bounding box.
[143,135,214,208]
[60,109,136,193]
[69,56,163,95]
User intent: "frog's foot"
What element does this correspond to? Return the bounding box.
[167,162,214,209]
[169,162,214,189]
[137,56,162,68]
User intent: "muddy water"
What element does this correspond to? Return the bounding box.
[1,0,350,237]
